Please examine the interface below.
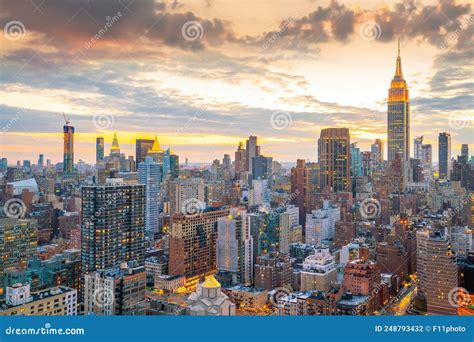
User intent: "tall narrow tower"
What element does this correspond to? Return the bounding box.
[387,40,410,163]
[63,114,74,174]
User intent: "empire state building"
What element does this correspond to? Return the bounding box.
[387,40,410,162]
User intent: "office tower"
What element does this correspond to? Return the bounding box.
[216,208,253,285]
[0,218,38,292]
[138,156,162,239]
[387,41,410,163]
[461,144,469,158]
[245,135,259,174]
[0,283,77,316]
[63,118,74,174]
[169,208,229,282]
[22,160,31,172]
[249,179,271,207]
[252,155,272,180]
[414,136,423,160]
[84,261,146,316]
[300,248,337,292]
[371,139,384,164]
[305,200,341,244]
[254,252,292,291]
[318,128,350,192]
[417,231,458,315]
[186,275,236,315]
[147,135,164,163]
[304,162,320,213]
[234,142,246,179]
[361,151,373,178]
[422,144,432,168]
[290,159,306,225]
[0,158,7,171]
[96,137,105,163]
[163,148,179,179]
[135,138,154,164]
[170,178,205,214]
[350,143,362,177]
[37,154,44,170]
[81,179,146,276]
[110,131,121,156]
[438,132,452,180]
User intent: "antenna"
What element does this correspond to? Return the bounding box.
[62,112,70,125]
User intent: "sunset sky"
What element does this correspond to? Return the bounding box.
[0,0,472,164]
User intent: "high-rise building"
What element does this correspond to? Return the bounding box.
[138,156,162,239]
[245,136,259,175]
[318,128,350,192]
[254,252,292,291]
[110,131,121,156]
[414,136,423,160]
[234,142,246,179]
[37,154,44,170]
[147,135,164,163]
[300,248,337,292]
[63,118,74,174]
[304,162,320,213]
[343,259,381,313]
[135,139,154,165]
[216,208,254,286]
[350,143,362,178]
[0,218,38,293]
[169,208,229,282]
[417,230,457,315]
[422,144,432,169]
[387,41,410,163]
[438,132,452,180]
[290,159,306,224]
[163,148,179,179]
[81,179,146,276]
[461,144,469,158]
[305,201,341,244]
[252,155,272,180]
[96,137,104,163]
[170,178,205,214]
[371,139,384,164]
[84,261,146,316]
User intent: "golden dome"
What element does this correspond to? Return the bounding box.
[202,275,221,289]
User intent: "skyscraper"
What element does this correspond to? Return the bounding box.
[138,156,162,239]
[135,139,154,165]
[96,137,104,163]
[417,230,457,315]
[37,154,44,170]
[438,132,451,180]
[422,144,432,169]
[372,138,384,163]
[414,136,423,160]
[63,118,74,174]
[169,208,229,282]
[81,179,146,276]
[387,40,410,163]
[461,144,469,158]
[234,142,246,179]
[110,131,121,156]
[318,128,350,192]
[350,143,362,177]
[163,148,179,179]
[245,136,259,175]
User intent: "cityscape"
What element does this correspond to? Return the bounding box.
[0,0,473,321]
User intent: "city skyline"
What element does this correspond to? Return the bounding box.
[0,0,472,163]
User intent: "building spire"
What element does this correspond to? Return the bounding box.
[395,38,403,78]
[148,134,162,153]
[111,131,120,151]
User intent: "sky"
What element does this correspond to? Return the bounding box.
[0,0,472,164]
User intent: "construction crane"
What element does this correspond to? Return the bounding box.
[62,112,70,125]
